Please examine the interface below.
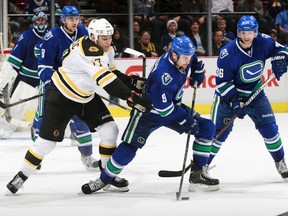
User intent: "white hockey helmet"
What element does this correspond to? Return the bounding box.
[88,18,114,43]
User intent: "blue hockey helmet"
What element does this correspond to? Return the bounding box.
[61,5,80,20]
[171,35,195,58]
[237,15,258,35]
[32,11,48,33]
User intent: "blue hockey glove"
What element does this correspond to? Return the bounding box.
[271,53,288,81]
[190,60,205,86]
[178,114,199,135]
[230,98,248,119]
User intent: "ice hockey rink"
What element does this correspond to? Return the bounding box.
[1,114,288,216]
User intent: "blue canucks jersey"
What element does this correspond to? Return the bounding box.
[145,50,198,123]
[7,29,44,81]
[38,24,88,81]
[215,33,288,102]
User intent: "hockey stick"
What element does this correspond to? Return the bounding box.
[176,81,197,201]
[0,92,45,109]
[2,84,31,127]
[98,94,131,112]
[123,48,146,77]
[159,74,275,178]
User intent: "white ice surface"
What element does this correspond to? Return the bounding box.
[1,114,288,216]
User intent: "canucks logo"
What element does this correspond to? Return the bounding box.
[240,60,263,83]
[162,73,173,85]
[220,48,228,59]
[44,31,53,41]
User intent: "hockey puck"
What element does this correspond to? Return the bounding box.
[181,197,190,200]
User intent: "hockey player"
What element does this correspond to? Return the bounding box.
[0,11,48,138]
[32,6,101,171]
[209,15,288,182]
[6,18,152,195]
[81,35,220,195]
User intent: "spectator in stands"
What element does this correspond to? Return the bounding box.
[275,7,288,43]
[181,0,207,25]
[212,29,228,56]
[211,0,236,34]
[237,0,268,33]
[81,17,92,30]
[57,0,81,10]
[160,19,178,52]
[269,28,279,42]
[217,18,235,43]
[112,27,128,58]
[154,0,190,35]
[27,0,50,14]
[135,30,164,57]
[8,1,26,33]
[267,0,287,20]
[133,20,142,46]
[187,19,207,56]
[133,0,155,23]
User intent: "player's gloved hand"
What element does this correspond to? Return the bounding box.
[190,60,205,86]
[230,98,248,119]
[178,114,199,135]
[42,80,51,93]
[127,91,152,113]
[130,75,147,94]
[181,104,200,119]
[271,52,288,81]
[39,69,53,83]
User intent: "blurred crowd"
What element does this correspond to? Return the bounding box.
[6,0,288,56]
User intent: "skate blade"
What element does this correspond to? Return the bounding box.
[103,184,129,193]
[283,177,288,183]
[84,166,100,172]
[188,183,220,192]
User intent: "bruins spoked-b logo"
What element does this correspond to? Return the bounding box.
[53,129,60,137]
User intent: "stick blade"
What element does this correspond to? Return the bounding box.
[123,48,146,58]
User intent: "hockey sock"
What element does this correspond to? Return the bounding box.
[101,142,138,184]
[193,137,213,167]
[70,116,93,156]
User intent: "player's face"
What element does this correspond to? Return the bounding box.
[35,17,46,25]
[97,35,112,52]
[175,54,192,70]
[238,30,255,47]
[64,16,80,32]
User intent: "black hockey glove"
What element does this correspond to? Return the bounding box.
[271,53,288,81]
[178,113,199,135]
[127,91,152,113]
[190,60,205,87]
[130,75,147,94]
[230,98,248,119]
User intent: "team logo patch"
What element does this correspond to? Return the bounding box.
[220,48,228,59]
[44,31,53,41]
[89,46,99,52]
[223,118,231,125]
[161,73,173,85]
[137,137,145,144]
[53,129,60,137]
[240,60,263,83]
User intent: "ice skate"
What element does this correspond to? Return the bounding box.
[6,171,28,195]
[275,158,288,182]
[188,161,219,192]
[81,178,106,194]
[81,155,99,172]
[103,176,129,192]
